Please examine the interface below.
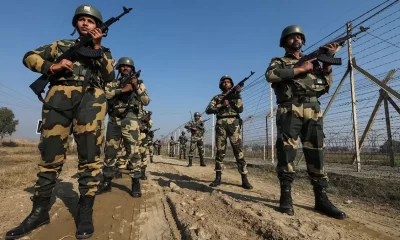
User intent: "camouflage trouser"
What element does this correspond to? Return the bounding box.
[276,102,328,187]
[116,142,127,168]
[215,118,247,174]
[188,139,204,158]
[103,111,142,179]
[139,132,147,169]
[36,86,106,197]
[179,144,186,158]
[169,144,175,157]
[148,145,154,157]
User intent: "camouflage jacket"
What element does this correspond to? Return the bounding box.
[105,78,150,117]
[23,39,115,89]
[184,119,205,140]
[153,141,161,148]
[169,140,176,146]
[145,132,154,146]
[178,135,188,145]
[205,93,243,119]
[265,53,332,103]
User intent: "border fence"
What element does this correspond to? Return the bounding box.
[156,0,400,175]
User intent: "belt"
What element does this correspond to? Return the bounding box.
[50,80,84,87]
[289,96,318,103]
[216,115,239,120]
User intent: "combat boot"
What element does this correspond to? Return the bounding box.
[200,156,206,167]
[187,157,193,167]
[76,195,95,239]
[5,195,51,240]
[241,174,253,189]
[209,171,222,187]
[140,168,147,180]
[279,185,294,216]
[97,177,112,195]
[150,156,153,163]
[131,178,142,198]
[314,187,347,219]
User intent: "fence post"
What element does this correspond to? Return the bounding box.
[346,21,361,172]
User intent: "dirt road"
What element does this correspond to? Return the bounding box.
[1,155,399,240]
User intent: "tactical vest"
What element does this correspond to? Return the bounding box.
[272,57,330,103]
[52,40,106,89]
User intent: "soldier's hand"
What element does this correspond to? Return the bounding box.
[299,58,316,73]
[121,83,133,93]
[235,86,242,94]
[222,100,230,107]
[51,59,74,73]
[131,76,138,88]
[89,28,103,49]
[321,42,339,55]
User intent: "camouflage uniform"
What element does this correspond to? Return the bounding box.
[265,25,346,219]
[153,140,161,155]
[146,131,155,163]
[178,132,188,159]
[99,57,150,198]
[169,137,176,157]
[138,110,153,180]
[6,5,115,240]
[184,113,205,166]
[205,76,252,189]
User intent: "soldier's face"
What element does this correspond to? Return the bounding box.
[222,79,232,90]
[119,65,133,75]
[76,16,97,35]
[286,34,303,50]
[195,115,200,120]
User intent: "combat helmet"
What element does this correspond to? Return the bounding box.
[72,5,103,27]
[279,25,306,47]
[194,112,201,118]
[219,75,234,90]
[115,57,135,70]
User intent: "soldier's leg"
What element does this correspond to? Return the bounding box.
[139,133,148,180]
[183,145,186,159]
[149,145,154,163]
[117,140,128,170]
[187,140,196,167]
[6,86,74,240]
[197,139,206,166]
[301,106,346,219]
[121,115,142,197]
[210,122,227,187]
[98,118,122,194]
[276,104,303,216]
[228,118,252,189]
[73,88,107,238]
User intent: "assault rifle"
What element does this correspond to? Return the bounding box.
[187,118,210,133]
[118,69,142,103]
[222,71,255,101]
[295,26,369,67]
[29,6,133,99]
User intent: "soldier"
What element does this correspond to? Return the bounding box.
[146,129,157,163]
[153,139,162,155]
[6,5,115,240]
[169,136,176,157]
[178,131,188,159]
[184,112,206,167]
[97,57,150,198]
[205,76,253,190]
[138,110,153,180]
[265,25,346,219]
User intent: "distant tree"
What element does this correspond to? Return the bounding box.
[0,107,19,139]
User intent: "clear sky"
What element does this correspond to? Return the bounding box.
[0,0,386,140]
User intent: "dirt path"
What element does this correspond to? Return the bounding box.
[1,155,399,239]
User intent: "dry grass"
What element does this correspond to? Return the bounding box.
[0,139,78,192]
